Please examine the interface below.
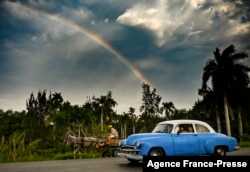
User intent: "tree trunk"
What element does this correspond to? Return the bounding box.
[238,109,243,137]
[216,106,221,133]
[133,123,135,134]
[228,103,235,121]
[120,124,123,138]
[101,107,103,131]
[224,95,231,136]
[124,123,127,138]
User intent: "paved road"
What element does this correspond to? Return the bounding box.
[0,157,142,172]
[0,148,249,172]
[227,147,250,156]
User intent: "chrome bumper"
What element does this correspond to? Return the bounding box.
[117,152,143,161]
[234,146,240,150]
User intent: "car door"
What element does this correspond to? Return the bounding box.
[194,123,214,154]
[172,124,200,155]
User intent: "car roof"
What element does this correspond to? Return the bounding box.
[157,119,216,132]
[157,119,207,125]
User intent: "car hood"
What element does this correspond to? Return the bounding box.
[124,133,169,145]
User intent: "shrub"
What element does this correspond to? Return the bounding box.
[240,134,250,142]
[239,141,250,148]
[0,132,41,162]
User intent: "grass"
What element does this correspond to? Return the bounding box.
[0,132,104,163]
[0,132,41,163]
[239,141,250,148]
[1,131,250,163]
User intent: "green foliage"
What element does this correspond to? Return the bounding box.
[53,152,75,160]
[1,70,250,163]
[199,44,250,136]
[139,83,162,131]
[0,132,41,162]
[239,142,250,148]
[0,130,103,162]
[240,134,250,142]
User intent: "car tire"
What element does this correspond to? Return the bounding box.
[149,148,164,156]
[127,158,139,164]
[112,149,119,157]
[214,146,226,156]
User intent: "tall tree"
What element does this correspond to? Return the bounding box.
[140,83,161,131]
[200,44,250,136]
[120,112,130,138]
[92,91,118,131]
[128,107,137,134]
[197,88,223,132]
[51,92,64,109]
[45,91,64,125]
[26,90,48,141]
[160,101,176,120]
[229,80,250,137]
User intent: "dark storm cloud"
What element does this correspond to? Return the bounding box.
[0,0,249,113]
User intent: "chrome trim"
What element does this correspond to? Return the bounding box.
[117,152,143,161]
[135,141,141,148]
[234,146,240,150]
[122,145,137,149]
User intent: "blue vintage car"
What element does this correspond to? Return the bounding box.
[118,119,240,163]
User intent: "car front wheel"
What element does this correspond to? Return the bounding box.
[149,148,164,156]
[214,146,226,156]
[112,149,119,157]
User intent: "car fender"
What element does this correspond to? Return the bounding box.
[205,135,235,153]
[119,139,127,146]
[138,136,174,156]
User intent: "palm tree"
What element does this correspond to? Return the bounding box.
[198,88,223,132]
[51,92,64,109]
[229,81,250,137]
[92,91,118,131]
[46,92,64,146]
[120,112,131,138]
[160,101,176,120]
[128,107,137,133]
[201,44,249,136]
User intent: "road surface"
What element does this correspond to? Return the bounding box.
[0,148,249,172]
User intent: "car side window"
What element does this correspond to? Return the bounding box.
[152,124,173,133]
[164,124,173,133]
[174,126,179,133]
[187,126,194,133]
[195,124,210,133]
[174,124,194,133]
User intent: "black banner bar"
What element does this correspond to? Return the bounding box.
[143,156,250,172]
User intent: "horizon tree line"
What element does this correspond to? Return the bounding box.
[0,44,250,149]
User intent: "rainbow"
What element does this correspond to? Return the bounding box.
[5,1,154,88]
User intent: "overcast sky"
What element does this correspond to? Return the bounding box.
[1,0,250,114]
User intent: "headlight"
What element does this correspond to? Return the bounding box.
[135,141,141,148]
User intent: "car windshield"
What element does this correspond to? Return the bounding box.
[152,124,173,133]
